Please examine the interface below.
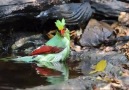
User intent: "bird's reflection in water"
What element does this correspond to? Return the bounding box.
[33,62,69,84]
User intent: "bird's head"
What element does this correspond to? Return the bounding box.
[55,18,66,36]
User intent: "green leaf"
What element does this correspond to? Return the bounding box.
[89,60,107,74]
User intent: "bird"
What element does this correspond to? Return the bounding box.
[36,1,92,26]
[13,18,70,66]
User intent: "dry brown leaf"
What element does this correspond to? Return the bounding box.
[103,46,114,52]
[70,30,77,38]
[122,70,129,76]
[96,75,113,83]
[98,78,123,90]
[70,30,82,39]
[70,40,75,49]
[73,45,82,52]
[111,83,123,89]
[47,30,56,39]
[118,12,129,25]
[118,12,127,23]
[111,23,127,37]
[70,40,82,52]
[125,30,129,36]
[96,76,103,81]
[92,85,100,90]
[99,84,112,90]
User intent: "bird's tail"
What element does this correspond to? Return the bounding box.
[13,56,36,63]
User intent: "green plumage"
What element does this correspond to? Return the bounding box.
[13,19,70,66]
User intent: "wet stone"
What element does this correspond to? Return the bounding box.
[11,33,46,55]
[120,76,129,87]
[70,49,128,76]
[79,19,113,47]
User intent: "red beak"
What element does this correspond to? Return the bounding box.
[60,29,65,36]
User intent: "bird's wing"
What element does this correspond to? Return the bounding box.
[30,45,63,55]
[30,31,66,56]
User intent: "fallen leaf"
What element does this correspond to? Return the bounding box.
[47,30,56,39]
[74,45,82,52]
[70,29,82,39]
[100,83,112,90]
[96,75,113,83]
[122,70,129,76]
[70,40,82,52]
[89,60,107,74]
